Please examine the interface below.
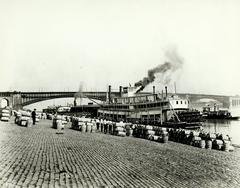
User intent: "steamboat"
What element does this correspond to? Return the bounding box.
[97,86,203,129]
[202,105,238,120]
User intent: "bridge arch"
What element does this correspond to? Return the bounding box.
[22,95,107,106]
[0,98,10,108]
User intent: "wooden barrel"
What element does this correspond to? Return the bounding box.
[162,134,168,143]
[116,127,124,132]
[160,127,167,131]
[192,136,201,142]
[1,113,10,117]
[126,129,133,136]
[161,130,168,136]
[152,135,159,141]
[21,120,27,126]
[223,141,231,152]
[57,120,63,130]
[206,140,212,149]
[62,120,67,125]
[146,125,153,130]
[116,122,125,127]
[55,115,63,120]
[117,131,126,137]
[86,123,92,132]
[2,109,9,114]
[147,135,153,140]
[229,145,234,152]
[146,130,155,135]
[212,139,223,150]
[194,140,200,147]
[129,129,133,136]
[200,140,206,149]
[192,131,199,136]
[21,116,30,121]
[210,133,216,139]
[27,119,33,127]
[222,135,230,141]
[16,112,21,117]
[81,123,86,132]
[213,139,224,145]
[91,123,96,133]
[1,116,9,122]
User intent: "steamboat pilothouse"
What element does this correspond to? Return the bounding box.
[97,85,202,128]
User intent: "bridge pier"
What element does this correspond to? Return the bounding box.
[0,93,23,110]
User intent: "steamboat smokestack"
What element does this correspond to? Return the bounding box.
[108,85,111,104]
[165,86,168,98]
[174,82,177,94]
[153,86,155,94]
[119,86,122,97]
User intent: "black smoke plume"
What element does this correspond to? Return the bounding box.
[135,48,183,93]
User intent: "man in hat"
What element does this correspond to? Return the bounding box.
[32,109,36,125]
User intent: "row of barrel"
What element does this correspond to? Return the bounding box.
[71,117,97,133]
[168,129,234,152]
[70,118,168,140]
[0,109,10,122]
[66,116,234,151]
[71,117,134,136]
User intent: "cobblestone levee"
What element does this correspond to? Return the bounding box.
[0,119,240,188]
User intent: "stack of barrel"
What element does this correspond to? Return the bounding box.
[211,134,234,152]
[132,124,145,138]
[189,131,201,148]
[71,117,80,130]
[86,121,94,133]
[14,111,22,125]
[62,116,68,127]
[71,117,97,133]
[36,113,40,123]
[125,123,133,136]
[221,135,234,152]
[145,125,156,140]
[192,135,205,148]
[84,119,96,133]
[114,121,126,136]
[204,133,216,150]
[15,111,32,127]
[168,129,235,152]
[52,115,64,130]
[108,121,113,134]
[158,127,169,143]
[0,108,10,122]
[65,116,71,122]
[91,120,97,133]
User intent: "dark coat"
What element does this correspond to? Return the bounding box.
[32,111,36,118]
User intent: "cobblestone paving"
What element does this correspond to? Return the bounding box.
[0,119,240,188]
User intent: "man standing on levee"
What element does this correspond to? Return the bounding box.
[32,109,36,125]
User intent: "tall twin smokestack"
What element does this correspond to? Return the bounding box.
[134,48,184,93]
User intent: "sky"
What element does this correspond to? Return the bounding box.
[0,0,240,96]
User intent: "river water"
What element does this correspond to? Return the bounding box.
[202,119,240,146]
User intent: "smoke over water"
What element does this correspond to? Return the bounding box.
[135,48,184,93]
